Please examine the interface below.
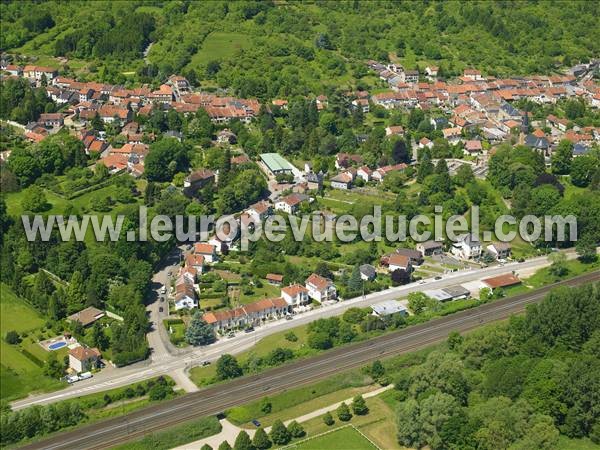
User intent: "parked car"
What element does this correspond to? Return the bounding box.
[159,307,164,312]
[227,332,235,338]
[286,315,293,320]
[244,327,254,333]
[160,297,165,302]
[78,372,92,380]
[66,375,79,384]
[251,419,261,427]
[160,286,166,294]
[434,276,442,280]
[200,360,211,366]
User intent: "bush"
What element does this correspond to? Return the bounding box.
[284,331,298,342]
[269,420,291,445]
[287,420,305,438]
[351,395,369,415]
[323,411,335,426]
[337,402,352,421]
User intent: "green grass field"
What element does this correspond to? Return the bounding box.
[289,426,378,450]
[525,258,600,288]
[0,283,64,401]
[189,31,250,68]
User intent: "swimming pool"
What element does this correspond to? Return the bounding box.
[48,341,67,350]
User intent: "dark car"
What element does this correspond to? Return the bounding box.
[160,297,165,302]
[244,327,254,333]
[159,306,164,312]
[251,419,261,427]
[434,276,442,280]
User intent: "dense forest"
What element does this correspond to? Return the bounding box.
[2,1,599,96]
[391,282,600,449]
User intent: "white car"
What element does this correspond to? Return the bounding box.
[66,375,79,384]
[78,372,92,380]
[160,286,167,294]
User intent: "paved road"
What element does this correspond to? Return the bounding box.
[19,270,600,450]
[10,252,575,411]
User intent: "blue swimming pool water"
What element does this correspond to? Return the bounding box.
[48,341,67,350]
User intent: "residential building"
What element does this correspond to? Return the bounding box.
[281,284,310,306]
[202,297,290,331]
[451,233,482,259]
[275,193,308,215]
[266,273,284,285]
[68,346,101,373]
[359,264,377,281]
[184,169,215,193]
[305,273,337,302]
[67,307,105,327]
[487,242,512,260]
[395,248,424,266]
[194,243,218,263]
[416,240,444,256]
[388,254,411,273]
[385,125,405,137]
[357,166,372,182]
[330,172,353,190]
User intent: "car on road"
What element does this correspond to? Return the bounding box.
[434,276,442,280]
[251,419,261,427]
[66,375,79,384]
[227,332,235,338]
[160,297,165,302]
[78,372,92,380]
[286,315,293,320]
[200,360,211,366]
[244,327,254,333]
[418,280,426,284]
[159,307,164,312]
[160,286,166,294]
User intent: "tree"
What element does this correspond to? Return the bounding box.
[408,292,433,314]
[352,395,369,415]
[216,354,243,380]
[233,430,253,450]
[347,264,362,294]
[323,411,335,426]
[447,331,464,351]
[391,139,410,164]
[185,311,216,346]
[287,420,305,438]
[218,441,232,450]
[551,140,573,175]
[371,360,385,381]
[417,151,434,183]
[570,155,599,187]
[252,427,271,449]
[5,331,20,345]
[90,322,109,350]
[260,398,272,414]
[43,352,64,379]
[66,271,87,314]
[576,234,597,262]
[201,445,214,450]
[337,402,352,421]
[307,331,333,350]
[22,185,48,212]
[144,138,189,181]
[269,419,291,445]
[548,252,568,277]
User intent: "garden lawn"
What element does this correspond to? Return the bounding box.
[292,426,378,450]
[525,258,600,288]
[0,283,64,401]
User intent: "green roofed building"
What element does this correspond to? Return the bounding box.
[260,153,295,176]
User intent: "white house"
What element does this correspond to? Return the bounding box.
[330,172,353,190]
[275,193,307,215]
[194,243,218,263]
[487,242,512,260]
[281,284,310,306]
[305,273,337,302]
[68,346,101,373]
[357,166,372,182]
[388,254,411,273]
[451,233,482,260]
